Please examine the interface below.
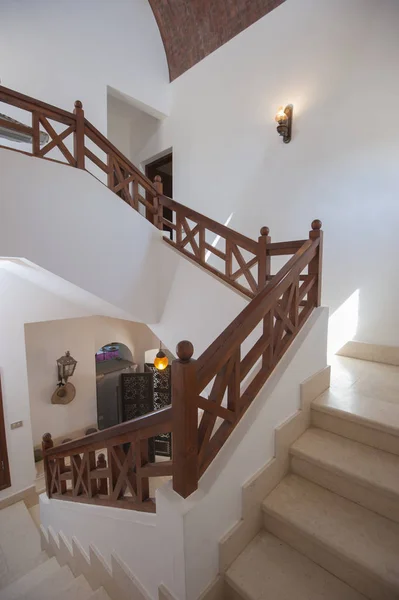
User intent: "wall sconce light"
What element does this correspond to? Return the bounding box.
[51,351,78,405]
[154,342,169,371]
[275,104,293,143]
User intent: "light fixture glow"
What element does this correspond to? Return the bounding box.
[154,342,169,370]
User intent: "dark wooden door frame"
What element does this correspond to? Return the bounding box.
[0,375,11,491]
[145,153,173,234]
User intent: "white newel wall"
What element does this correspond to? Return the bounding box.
[0,0,170,128]
[41,307,328,600]
[141,0,399,348]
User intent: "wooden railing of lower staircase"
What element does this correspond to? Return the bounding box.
[0,86,323,510]
[42,221,322,510]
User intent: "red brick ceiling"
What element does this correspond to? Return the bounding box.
[148,0,285,81]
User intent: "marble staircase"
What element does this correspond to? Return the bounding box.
[0,501,111,600]
[225,356,399,599]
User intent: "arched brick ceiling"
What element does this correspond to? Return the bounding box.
[149,0,285,81]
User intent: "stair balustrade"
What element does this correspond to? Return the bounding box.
[0,86,323,511]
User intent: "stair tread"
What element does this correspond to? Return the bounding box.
[56,574,93,600]
[291,427,399,497]
[262,474,399,590]
[0,502,47,589]
[19,564,74,600]
[313,389,399,436]
[88,588,112,600]
[226,531,366,600]
[0,557,60,600]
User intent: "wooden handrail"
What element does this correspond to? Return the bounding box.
[0,87,325,511]
[41,407,173,512]
[0,84,310,299]
[45,406,172,457]
[171,220,323,498]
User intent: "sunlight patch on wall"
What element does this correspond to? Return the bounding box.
[205,212,234,262]
[328,289,359,360]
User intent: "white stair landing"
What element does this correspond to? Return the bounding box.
[225,530,366,600]
[262,474,399,600]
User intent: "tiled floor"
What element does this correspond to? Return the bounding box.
[315,355,399,431]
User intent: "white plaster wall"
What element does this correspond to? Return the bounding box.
[107,92,161,169]
[0,148,180,324]
[40,491,186,600]
[141,0,399,347]
[0,0,170,130]
[25,316,159,447]
[41,307,328,600]
[0,269,98,501]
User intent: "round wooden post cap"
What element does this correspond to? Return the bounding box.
[154,175,162,182]
[260,226,270,236]
[74,100,83,109]
[176,340,194,362]
[98,453,106,462]
[311,219,322,230]
[42,432,52,443]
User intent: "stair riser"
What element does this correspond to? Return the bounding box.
[290,455,399,524]
[224,580,248,600]
[311,410,399,456]
[262,510,397,600]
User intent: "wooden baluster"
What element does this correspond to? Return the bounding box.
[258,226,271,292]
[32,112,40,156]
[87,451,97,497]
[42,433,54,497]
[172,340,199,499]
[199,225,206,262]
[107,154,114,190]
[96,453,108,495]
[226,239,233,280]
[136,438,150,503]
[308,220,323,307]
[153,175,163,229]
[73,100,85,169]
[176,209,182,246]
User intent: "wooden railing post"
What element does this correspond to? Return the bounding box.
[172,340,199,498]
[308,219,323,306]
[153,175,163,230]
[258,226,271,291]
[73,100,85,169]
[42,433,54,498]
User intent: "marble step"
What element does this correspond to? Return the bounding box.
[18,565,74,600]
[225,530,366,600]
[312,390,399,455]
[0,501,48,590]
[262,474,399,600]
[88,588,112,600]
[56,574,93,600]
[0,558,60,600]
[290,427,399,522]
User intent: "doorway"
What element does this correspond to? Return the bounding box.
[0,376,11,491]
[95,343,136,430]
[145,153,173,237]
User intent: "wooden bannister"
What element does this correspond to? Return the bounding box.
[0,84,311,298]
[0,86,324,511]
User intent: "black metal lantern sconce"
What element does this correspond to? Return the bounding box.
[51,351,78,405]
[275,104,293,143]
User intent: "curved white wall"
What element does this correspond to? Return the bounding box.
[0,0,170,129]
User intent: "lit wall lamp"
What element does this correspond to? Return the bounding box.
[51,351,78,405]
[275,104,293,143]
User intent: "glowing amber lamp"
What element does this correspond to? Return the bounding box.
[154,349,168,370]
